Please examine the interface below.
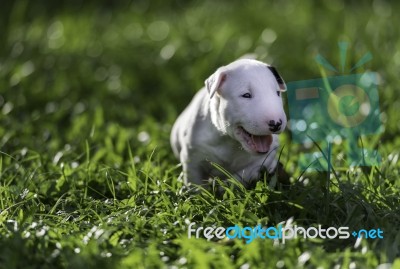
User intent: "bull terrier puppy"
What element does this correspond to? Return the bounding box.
[171,59,287,188]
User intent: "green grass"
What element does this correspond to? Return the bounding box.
[1,0,400,268]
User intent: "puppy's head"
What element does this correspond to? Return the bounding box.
[205,59,287,154]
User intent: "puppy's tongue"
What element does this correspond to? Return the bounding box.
[251,134,273,153]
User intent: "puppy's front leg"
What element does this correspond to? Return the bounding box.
[180,150,206,186]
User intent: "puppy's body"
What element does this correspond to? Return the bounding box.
[171,59,287,187]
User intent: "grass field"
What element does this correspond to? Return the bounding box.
[1,0,399,268]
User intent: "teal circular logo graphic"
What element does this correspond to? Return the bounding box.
[327,84,371,128]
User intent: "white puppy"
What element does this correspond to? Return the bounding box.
[170,59,287,188]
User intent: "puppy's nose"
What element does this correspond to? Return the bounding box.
[268,119,282,133]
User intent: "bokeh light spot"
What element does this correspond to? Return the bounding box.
[261,28,277,44]
[147,21,170,41]
[160,44,176,60]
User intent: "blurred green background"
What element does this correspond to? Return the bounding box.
[1,0,399,155]
[1,0,399,268]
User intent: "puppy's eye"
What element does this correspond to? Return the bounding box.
[241,93,252,98]
[276,91,281,97]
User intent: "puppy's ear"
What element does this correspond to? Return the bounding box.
[267,66,286,91]
[205,68,227,99]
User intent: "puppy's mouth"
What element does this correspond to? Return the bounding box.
[237,126,273,154]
